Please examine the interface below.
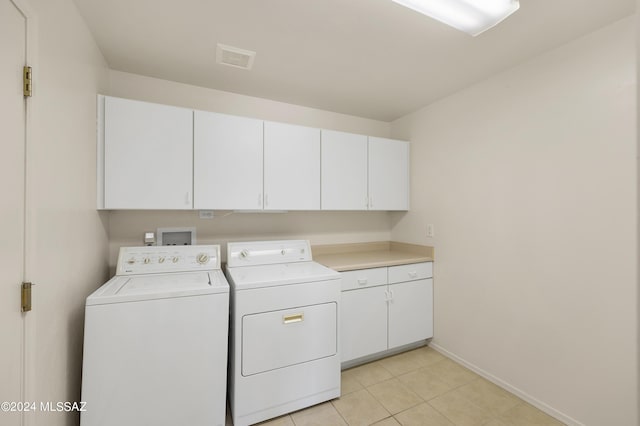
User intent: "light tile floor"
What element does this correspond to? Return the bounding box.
[229,346,565,426]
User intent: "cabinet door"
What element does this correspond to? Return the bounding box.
[388,279,433,349]
[264,122,320,210]
[193,111,263,209]
[368,137,409,211]
[341,286,388,363]
[321,130,368,210]
[104,96,193,209]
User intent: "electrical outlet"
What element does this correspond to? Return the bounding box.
[143,232,156,246]
[199,210,214,219]
[427,224,435,238]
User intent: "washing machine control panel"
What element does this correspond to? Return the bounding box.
[227,240,312,267]
[116,245,221,275]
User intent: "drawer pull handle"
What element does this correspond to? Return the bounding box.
[357,278,368,285]
[283,313,304,324]
[408,271,418,278]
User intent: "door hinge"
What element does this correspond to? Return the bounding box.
[23,66,32,97]
[21,282,33,312]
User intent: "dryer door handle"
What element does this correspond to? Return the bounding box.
[283,313,304,324]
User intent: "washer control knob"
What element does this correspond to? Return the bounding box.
[240,249,249,258]
[281,249,286,255]
[158,257,165,263]
[197,254,210,264]
[143,257,151,264]
[172,256,179,263]
[127,258,135,265]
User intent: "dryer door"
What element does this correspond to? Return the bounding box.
[242,302,337,376]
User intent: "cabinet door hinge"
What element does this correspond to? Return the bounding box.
[23,66,32,97]
[21,282,33,312]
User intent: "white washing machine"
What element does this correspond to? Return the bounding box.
[225,240,341,426]
[81,245,229,426]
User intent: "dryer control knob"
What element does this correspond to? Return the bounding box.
[172,256,179,263]
[197,254,210,264]
[240,249,249,258]
[143,257,151,264]
[127,258,135,265]
[158,257,165,263]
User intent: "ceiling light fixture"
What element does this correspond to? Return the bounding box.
[391,0,520,36]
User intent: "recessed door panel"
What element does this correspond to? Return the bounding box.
[388,279,433,348]
[341,286,388,362]
[242,302,337,376]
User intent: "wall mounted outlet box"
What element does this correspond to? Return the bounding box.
[144,232,156,246]
[199,210,214,219]
[427,224,435,238]
[157,227,196,245]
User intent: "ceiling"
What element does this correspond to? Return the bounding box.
[73,0,635,121]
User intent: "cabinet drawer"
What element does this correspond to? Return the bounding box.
[388,262,432,284]
[340,267,387,291]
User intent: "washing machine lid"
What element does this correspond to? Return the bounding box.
[226,261,340,290]
[86,270,229,305]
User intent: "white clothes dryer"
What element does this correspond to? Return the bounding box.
[225,240,341,426]
[81,245,229,426]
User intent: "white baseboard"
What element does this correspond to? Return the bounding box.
[429,342,584,426]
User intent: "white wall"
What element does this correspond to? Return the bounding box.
[391,16,638,425]
[27,0,110,424]
[109,70,391,137]
[107,71,393,268]
[637,4,640,420]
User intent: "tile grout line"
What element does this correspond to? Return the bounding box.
[329,399,351,426]
[284,347,557,426]
[385,353,484,426]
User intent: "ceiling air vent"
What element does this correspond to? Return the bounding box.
[216,43,256,70]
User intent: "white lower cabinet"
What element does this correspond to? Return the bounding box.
[340,262,433,363]
[341,286,388,362]
[388,279,434,348]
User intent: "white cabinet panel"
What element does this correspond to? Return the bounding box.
[321,130,368,210]
[388,262,433,284]
[341,286,388,363]
[388,279,433,348]
[368,137,409,211]
[103,96,193,209]
[341,262,433,363]
[100,96,409,212]
[193,111,263,209]
[264,122,320,210]
[340,267,387,291]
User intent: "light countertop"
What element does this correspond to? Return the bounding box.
[312,241,433,272]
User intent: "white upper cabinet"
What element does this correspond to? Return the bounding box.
[102,96,193,209]
[193,111,263,210]
[368,137,410,211]
[99,96,409,211]
[264,121,321,210]
[321,130,368,210]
